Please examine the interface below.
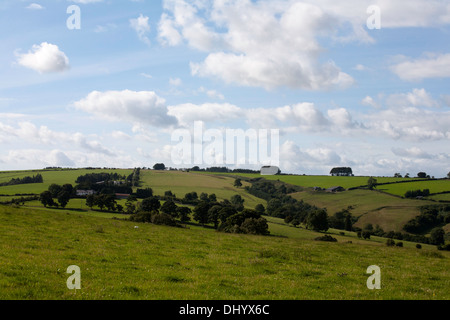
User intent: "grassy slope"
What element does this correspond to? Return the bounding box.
[210,172,450,232]
[139,170,265,209]
[377,179,450,196]
[1,205,449,300]
[202,173,409,189]
[290,189,437,232]
[0,169,134,195]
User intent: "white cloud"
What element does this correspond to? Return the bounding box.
[362,96,381,109]
[73,90,178,128]
[0,120,114,156]
[169,77,182,86]
[198,87,225,100]
[140,73,153,79]
[158,0,450,91]
[386,88,439,108]
[353,64,368,71]
[26,3,44,10]
[390,53,450,81]
[160,0,354,91]
[168,103,243,126]
[130,14,151,45]
[280,140,343,173]
[158,13,183,46]
[94,23,117,33]
[392,147,433,159]
[16,42,70,74]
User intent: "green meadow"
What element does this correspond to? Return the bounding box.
[202,172,409,189]
[0,205,449,300]
[376,179,450,197]
[0,168,449,300]
[290,189,437,232]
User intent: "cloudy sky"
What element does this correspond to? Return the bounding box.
[0,0,449,177]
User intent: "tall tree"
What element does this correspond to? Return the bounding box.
[193,201,211,225]
[367,177,378,190]
[39,191,55,207]
[153,163,166,170]
[57,191,71,208]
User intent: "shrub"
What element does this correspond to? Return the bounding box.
[314,235,337,242]
[437,244,450,251]
[151,213,177,227]
[416,244,422,249]
[239,217,270,235]
[395,242,403,247]
[129,211,154,223]
[361,231,371,240]
[386,239,395,247]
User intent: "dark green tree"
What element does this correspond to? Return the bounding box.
[153,163,166,170]
[161,200,178,217]
[39,191,55,207]
[208,205,223,229]
[48,184,62,198]
[255,203,265,215]
[417,172,427,178]
[345,214,353,231]
[367,177,378,190]
[430,227,445,245]
[306,209,329,232]
[86,194,95,209]
[140,197,161,212]
[57,191,71,208]
[230,194,245,212]
[176,206,192,223]
[234,178,242,188]
[193,201,211,225]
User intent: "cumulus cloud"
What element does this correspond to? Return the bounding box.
[390,53,450,81]
[391,147,434,159]
[168,103,243,126]
[159,0,354,91]
[280,140,343,173]
[16,42,70,73]
[130,14,151,45]
[158,0,450,91]
[0,120,114,156]
[386,88,439,108]
[73,90,178,128]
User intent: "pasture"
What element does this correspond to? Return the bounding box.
[0,205,448,300]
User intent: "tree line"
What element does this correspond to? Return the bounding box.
[0,174,43,187]
[127,190,269,236]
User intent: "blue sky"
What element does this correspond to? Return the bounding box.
[0,0,449,177]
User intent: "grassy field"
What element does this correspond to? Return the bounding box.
[1,205,449,300]
[202,172,410,189]
[376,179,450,197]
[0,169,134,195]
[139,170,265,209]
[290,189,437,232]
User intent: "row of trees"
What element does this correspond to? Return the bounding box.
[39,183,73,208]
[126,190,269,235]
[244,178,330,232]
[0,174,43,187]
[403,205,450,234]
